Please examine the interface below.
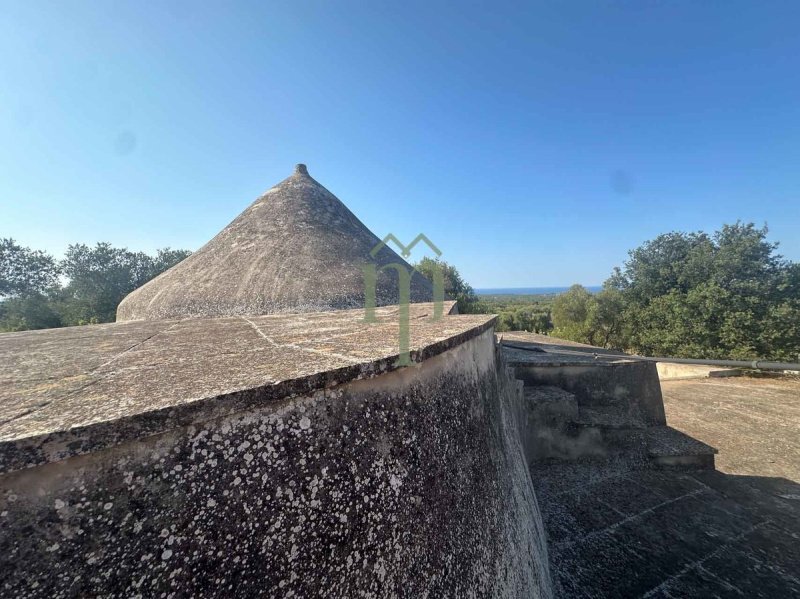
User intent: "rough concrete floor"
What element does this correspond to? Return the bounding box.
[535,376,800,598]
[662,376,800,482]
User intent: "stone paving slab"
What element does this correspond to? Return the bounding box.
[536,375,800,598]
[537,468,800,598]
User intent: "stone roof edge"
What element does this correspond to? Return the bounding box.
[0,314,497,476]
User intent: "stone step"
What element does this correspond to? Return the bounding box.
[529,425,716,467]
[573,405,648,429]
[512,357,667,427]
[526,429,716,473]
[522,385,579,424]
[645,425,717,470]
[520,384,716,471]
[523,385,650,429]
[526,424,716,470]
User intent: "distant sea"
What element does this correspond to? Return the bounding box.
[475,286,602,296]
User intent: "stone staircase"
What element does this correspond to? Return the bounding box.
[497,338,794,598]
[518,381,717,471]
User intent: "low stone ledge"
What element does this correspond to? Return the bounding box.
[0,302,496,473]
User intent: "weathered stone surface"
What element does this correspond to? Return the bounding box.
[116,164,434,321]
[656,362,743,380]
[0,302,494,473]
[646,425,717,469]
[500,331,625,362]
[662,376,800,481]
[523,386,580,425]
[502,335,667,430]
[538,467,800,598]
[0,329,553,598]
[533,374,800,597]
[518,387,608,463]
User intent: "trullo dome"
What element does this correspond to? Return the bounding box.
[116,164,433,321]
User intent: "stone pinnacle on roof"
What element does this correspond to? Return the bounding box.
[116,164,434,321]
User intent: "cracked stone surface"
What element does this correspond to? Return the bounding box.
[538,467,800,598]
[0,301,495,473]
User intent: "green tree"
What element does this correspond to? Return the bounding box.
[0,241,191,331]
[532,312,553,334]
[504,306,553,334]
[0,295,62,332]
[495,311,516,332]
[588,287,627,349]
[548,285,628,349]
[753,261,800,361]
[0,238,60,298]
[609,222,799,360]
[58,243,191,325]
[551,284,597,344]
[151,248,194,276]
[607,231,715,302]
[413,257,480,313]
[0,239,63,331]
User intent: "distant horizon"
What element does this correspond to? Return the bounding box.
[475,285,602,295]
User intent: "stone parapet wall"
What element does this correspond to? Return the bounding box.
[511,361,666,428]
[0,329,552,598]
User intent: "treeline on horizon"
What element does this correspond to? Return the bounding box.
[2,222,798,362]
[0,240,191,330]
[423,222,800,363]
[549,222,799,362]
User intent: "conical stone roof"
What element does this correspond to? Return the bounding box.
[116,165,433,321]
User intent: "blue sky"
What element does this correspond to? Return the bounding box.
[1,1,798,288]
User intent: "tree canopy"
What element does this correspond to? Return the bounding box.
[555,223,800,361]
[413,257,480,313]
[0,241,190,331]
[0,238,60,298]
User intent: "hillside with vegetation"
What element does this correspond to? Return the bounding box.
[416,222,799,362]
[412,258,554,333]
[469,294,555,334]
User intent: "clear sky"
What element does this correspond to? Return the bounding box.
[1,1,798,288]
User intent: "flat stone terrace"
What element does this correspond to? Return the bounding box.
[0,301,494,473]
[539,375,800,598]
[662,377,800,481]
